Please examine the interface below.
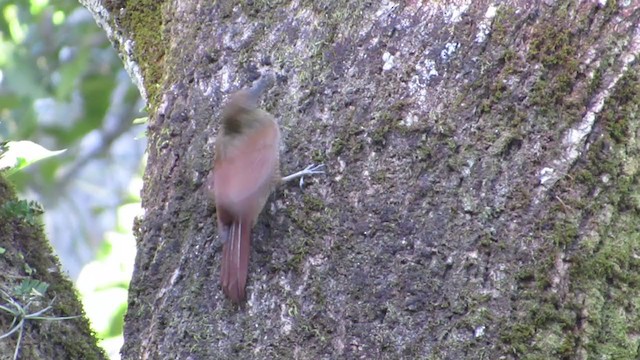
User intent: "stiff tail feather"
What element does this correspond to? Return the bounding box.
[220,218,252,303]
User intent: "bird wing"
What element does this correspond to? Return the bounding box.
[213,120,280,216]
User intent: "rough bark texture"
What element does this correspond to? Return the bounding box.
[84,0,640,358]
[0,176,106,360]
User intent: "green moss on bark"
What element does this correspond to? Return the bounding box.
[119,0,166,107]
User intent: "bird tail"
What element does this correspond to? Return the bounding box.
[220,218,252,303]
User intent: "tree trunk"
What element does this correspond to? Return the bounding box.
[82,0,640,358]
[0,176,106,359]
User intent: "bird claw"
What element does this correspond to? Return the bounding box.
[298,164,325,188]
[281,163,325,188]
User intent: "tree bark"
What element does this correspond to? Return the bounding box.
[82,0,640,358]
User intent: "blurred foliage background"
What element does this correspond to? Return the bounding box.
[0,0,145,358]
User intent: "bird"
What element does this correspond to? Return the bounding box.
[208,74,324,303]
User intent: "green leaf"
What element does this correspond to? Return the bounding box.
[81,74,116,127]
[0,94,21,109]
[0,140,66,174]
[1,200,44,225]
[106,302,127,337]
[23,262,35,276]
[56,49,90,100]
[15,279,49,298]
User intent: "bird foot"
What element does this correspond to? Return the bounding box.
[282,164,325,188]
